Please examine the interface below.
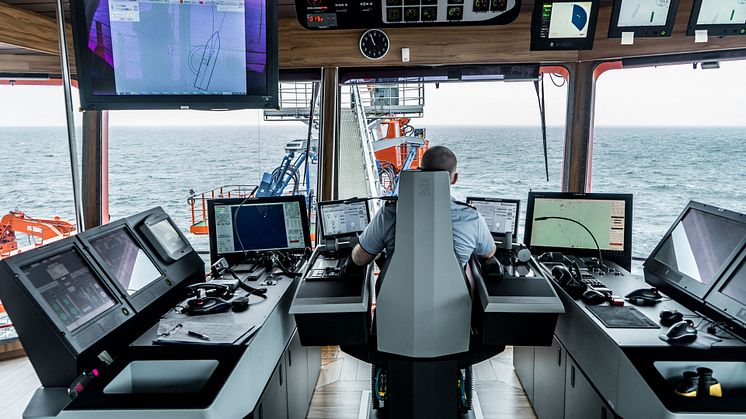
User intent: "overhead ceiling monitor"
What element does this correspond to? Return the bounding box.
[609,0,680,38]
[466,197,521,244]
[531,0,600,50]
[207,196,311,265]
[70,0,278,110]
[687,0,746,37]
[318,199,371,239]
[644,201,746,301]
[524,192,633,270]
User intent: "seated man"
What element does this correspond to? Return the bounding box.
[351,145,496,269]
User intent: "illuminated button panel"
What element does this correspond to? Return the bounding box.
[383,0,515,24]
[296,0,520,29]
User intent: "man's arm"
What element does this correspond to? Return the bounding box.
[474,214,497,259]
[351,245,377,266]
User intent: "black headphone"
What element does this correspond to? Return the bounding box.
[660,309,684,326]
[551,264,587,299]
[186,283,234,300]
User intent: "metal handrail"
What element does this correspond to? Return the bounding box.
[352,86,383,208]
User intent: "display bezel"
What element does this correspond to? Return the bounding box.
[524,191,633,271]
[644,201,746,302]
[138,212,192,263]
[608,0,680,38]
[7,239,132,352]
[317,198,372,240]
[78,220,168,312]
[207,195,311,265]
[69,0,279,110]
[466,196,521,242]
[687,0,746,37]
[705,245,746,327]
[530,0,601,51]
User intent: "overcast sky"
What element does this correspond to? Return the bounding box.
[0,60,744,127]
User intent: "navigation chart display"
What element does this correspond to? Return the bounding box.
[71,0,277,109]
[531,0,599,50]
[213,201,307,254]
[548,2,593,38]
[319,200,370,238]
[22,249,116,332]
[616,0,673,27]
[90,228,162,295]
[697,0,746,25]
[529,198,626,251]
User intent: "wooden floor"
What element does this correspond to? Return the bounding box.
[0,347,536,419]
[308,346,537,419]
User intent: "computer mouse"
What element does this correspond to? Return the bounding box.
[581,289,608,305]
[660,309,684,326]
[231,296,250,312]
[625,287,661,300]
[666,320,698,343]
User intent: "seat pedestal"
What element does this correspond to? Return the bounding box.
[384,359,460,419]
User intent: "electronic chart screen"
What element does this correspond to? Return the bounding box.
[212,200,308,255]
[720,258,746,308]
[90,228,162,295]
[21,248,116,332]
[527,197,627,252]
[70,0,278,110]
[696,0,746,25]
[650,208,746,287]
[531,1,599,50]
[319,200,370,238]
[467,198,520,237]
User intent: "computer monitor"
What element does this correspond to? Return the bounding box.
[706,246,746,327]
[70,0,279,110]
[531,0,600,51]
[207,196,311,264]
[524,192,633,270]
[139,212,192,263]
[608,0,680,38]
[466,197,520,243]
[687,0,746,37]
[318,199,371,239]
[644,202,746,301]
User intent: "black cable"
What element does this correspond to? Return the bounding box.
[549,73,566,87]
[533,78,550,182]
[535,216,604,266]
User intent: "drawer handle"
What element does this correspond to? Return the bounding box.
[289,349,292,367]
[571,366,576,388]
[279,365,283,386]
[557,347,562,366]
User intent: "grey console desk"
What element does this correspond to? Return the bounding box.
[23,270,321,419]
[514,262,746,419]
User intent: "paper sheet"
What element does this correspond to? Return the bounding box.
[695,30,708,43]
[155,319,258,345]
[621,32,635,46]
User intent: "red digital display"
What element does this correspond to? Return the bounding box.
[307,13,338,28]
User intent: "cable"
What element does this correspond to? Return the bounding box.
[232,195,254,262]
[549,73,566,87]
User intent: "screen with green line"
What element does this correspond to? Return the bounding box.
[22,248,116,332]
[697,0,746,25]
[617,0,672,27]
[529,198,627,251]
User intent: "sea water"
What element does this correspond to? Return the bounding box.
[1,125,745,267]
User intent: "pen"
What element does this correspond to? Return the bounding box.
[187,330,211,341]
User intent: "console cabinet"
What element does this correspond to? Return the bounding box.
[531,337,566,419]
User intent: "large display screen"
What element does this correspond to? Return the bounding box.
[71,0,278,110]
[651,208,746,287]
[22,249,116,332]
[697,0,746,25]
[528,198,627,252]
[616,0,672,27]
[319,200,370,238]
[90,228,162,295]
[213,201,307,254]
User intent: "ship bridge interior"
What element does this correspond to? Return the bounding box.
[0,0,745,418]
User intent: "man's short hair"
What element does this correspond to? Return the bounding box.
[421,145,457,175]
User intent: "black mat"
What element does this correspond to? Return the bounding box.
[587,305,659,329]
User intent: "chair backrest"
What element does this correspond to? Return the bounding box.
[375,170,472,358]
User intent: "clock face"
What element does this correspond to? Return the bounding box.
[359,29,390,60]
